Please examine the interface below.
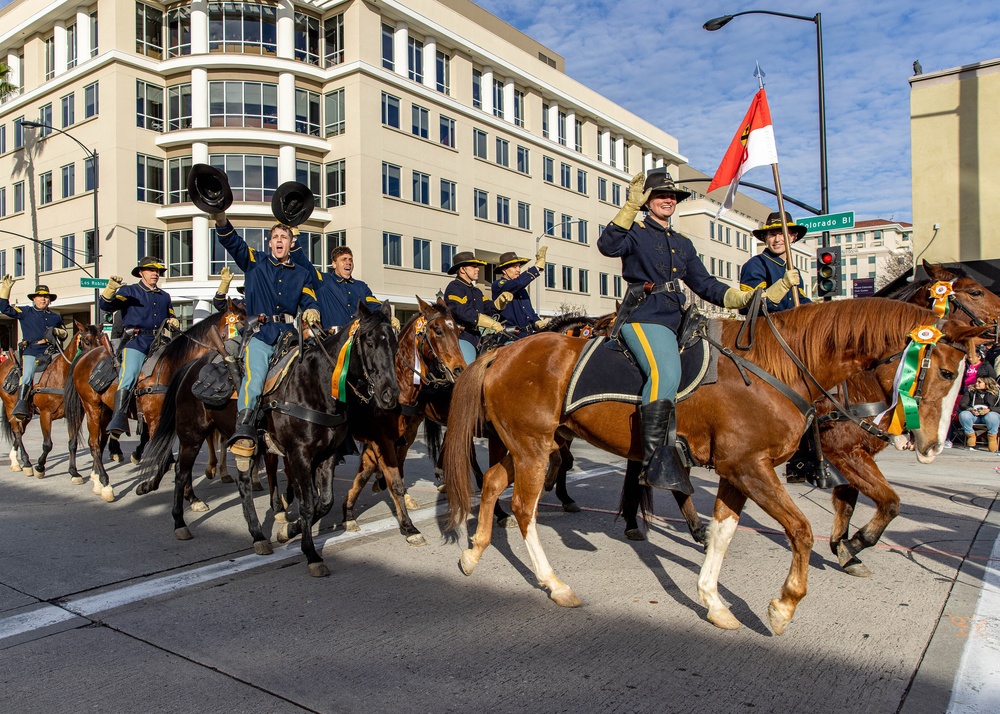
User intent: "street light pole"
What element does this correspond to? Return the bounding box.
[20,120,101,323]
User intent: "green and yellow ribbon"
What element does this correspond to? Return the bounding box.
[331,319,360,403]
[928,281,953,318]
[886,324,944,434]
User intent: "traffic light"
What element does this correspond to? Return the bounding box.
[816,246,842,300]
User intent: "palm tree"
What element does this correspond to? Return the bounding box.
[0,61,18,101]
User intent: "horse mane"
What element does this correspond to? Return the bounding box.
[157,312,231,366]
[546,311,595,332]
[719,298,937,385]
[885,263,968,302]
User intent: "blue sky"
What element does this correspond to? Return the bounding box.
[477,0,1000,223]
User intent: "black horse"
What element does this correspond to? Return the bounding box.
[139,300,399,576]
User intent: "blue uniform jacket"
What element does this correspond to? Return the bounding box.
[216,221,318,345]
[0,299,66,357]
[445,277,494,347]
[99,282,175,354]
[212,294,245,313]
[289,248,380,330]
[597,216,730,332]
[491,267,540,330]
[738,248,810,315]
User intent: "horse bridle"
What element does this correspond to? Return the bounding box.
[403,314,459,387]
[310,318,382,405]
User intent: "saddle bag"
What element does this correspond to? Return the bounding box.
[192,359,237,409]
[88,355,117,394]
[2,367,20,395]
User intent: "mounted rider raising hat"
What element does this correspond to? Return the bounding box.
[445,252,512,364]
[491,248,549,334]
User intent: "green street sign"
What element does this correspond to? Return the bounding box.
[80,277,109,289]
[798,211,855,234]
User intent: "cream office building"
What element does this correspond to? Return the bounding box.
[0,0,763,339]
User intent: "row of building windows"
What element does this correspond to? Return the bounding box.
[708,221,752,253]
[0,83,98,155]
[0,231,97,279]
[0,157,97,215]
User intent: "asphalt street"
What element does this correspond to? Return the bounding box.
[0,419,998,713]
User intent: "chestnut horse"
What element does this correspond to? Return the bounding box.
[0,321,104,479]
[444,298,985,634]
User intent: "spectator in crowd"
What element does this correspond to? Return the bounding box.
[957,376,1000,451]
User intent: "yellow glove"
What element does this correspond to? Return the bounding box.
[303,308,322,327]
[218,266,233,294]
[390,316,401,331]
[165,317,181,331]
[53,326,68,340]
[493,291,514,310]
[763,270,800,305]
[477,314,504,333]
[209,212,227,227]
[534,318,551,330]
[611,171,650,230]
[0,275,13,300]
[781,268,801,290]
[102,275,124,301]
[723,287,754,310]
[534,246,548,271]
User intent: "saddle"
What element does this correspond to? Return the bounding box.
[88,354,118,394]
[564,320,722,415]
[192,331,302,408]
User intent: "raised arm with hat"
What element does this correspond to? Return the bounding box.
[491,250,544,334]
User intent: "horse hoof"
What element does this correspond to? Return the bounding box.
[308,562,330,578]
[459,550,478,576]
[403,494,419,510]
[204,467,216,480]
[707,607,742,630]
[174,527,193,541]
[110,452,123,463]
[10,463,22,473]
[130,454,140,466]
[92,479,102,495]
[842,560,873,578]
[343,519,360,533]
[71,476,84,485]
[220,474,234,484]
[624,528,646,542]
[692,525,709,547]
[562,500,582,513]
[275,525,290,544]
[34,469,44,480]
[273,511,288,524]
[767,599,793,636]
[436,482,447,493]
[101,486,116,503]
[136,482,149,496]
[496,515,517,529]
[23,467,34,478]
[251,479,263,493]
[405,533,427,546]
[190,500,210,513]
[253,540,273,556]
[549,587,582,608]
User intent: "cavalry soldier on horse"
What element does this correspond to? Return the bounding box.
[490,249,550,334]
[597,168,799,491]
[444,252,512,364]
[739,210,810,314]
[0,279,67,420]
[99,257,179,435]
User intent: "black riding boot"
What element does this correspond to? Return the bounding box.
[638,399,694,494]
[107,389,133,436]
[12,384,32,420]
[228,408,258,460]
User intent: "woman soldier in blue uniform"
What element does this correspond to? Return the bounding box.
[490,248,550,334]
[444,252,512,364]
[598,168,798,491]
[100,257,180,435]
[0,280,67,420]
[738,211,810,314]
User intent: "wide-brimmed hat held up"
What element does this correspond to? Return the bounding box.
[448,251,487,275]
[187,164,234,214]
[131,256,167,278]
[752,211,807,243]
[27,285,57,301]
[271,181,315,227]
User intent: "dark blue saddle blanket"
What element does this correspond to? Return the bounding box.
[564,322,722,415]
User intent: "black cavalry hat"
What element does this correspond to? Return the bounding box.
[447,251,487,275]
[27,284,57,301]
[752,211,807,243]
[495,251,529,273]
[187,164,234,213]
[131,256,167,278]
[642,167,692,203]
[271,181,315,227]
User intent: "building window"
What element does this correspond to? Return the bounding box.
[84,156,99,192]
[208,3,277,55]
[61,163,75,199]
[294,12,320,65]
[597,133,603,162]
[623,145,630,173]
[67,23,78,68]
[407,37,423,83]
[496,196,510,225]
[544,209,555,235]
[325,159,345,208]
[557,111,567,146]
[382,162,401,198]
[167,156,192,204]
[600,273,609,297]
[413,238,431,271]
[84,230,95,264]
[440,115,456,148]
[84,82,99,118]
[577,220,588,244]
[561,266,572,291]
[473,129,488,159]
[295,160,322,205]
[518,201,530,230]
[578,269,589,293]
[14,117,23,150]
[560,163,571,189]
[561,214,572,239]
[474,189,488,219]
[609,139,617,168]
[611,182,621,206]
[614,275,622,298]
[496,138,509,167]
[412,104,429,139]
[493,78,504,118]
[209,81,277,128]
[575,119,583,152]
[441,243,457,274]
[0,188,5,217]
[39,172,53,205]
[436,50,450,94]
[135,2,164,59]
[91,11,99,57]
[577,169,587,194]
[545,264,555,288]
[472,68,482,109]
[517,146,529,174]
[209,154,278,202]
[13,182,24,213]
[542,103,549,138]
[0,126,5,154]
[168,83,193,130]
[169,229,193,277]
[38,104,53,137]
[44,36,56,80]
[381,92,400,128]
[324,89,345,136]
[542,156,554,183]
[295,89,320,135]
[137,154,164,204]
[164,8,191,57]
[440,179,456,211]
[324,13,344,67]
[211,227,265,275]
[513,89,525,127]
[136,80,164,131]
[381,23,394,70]
[412,171,430,205]
[137,227,165,262]
[61,93,75,128]
[0,251,6,276]
[40,240,53,273]
[14,246,25,277]
[383,232,402,266]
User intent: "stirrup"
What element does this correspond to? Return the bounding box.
[640,443,694,494]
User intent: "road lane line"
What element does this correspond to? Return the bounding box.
[0,605,80,641]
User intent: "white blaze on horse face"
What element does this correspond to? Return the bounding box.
[918,357,964,464]
[697,516,739,614]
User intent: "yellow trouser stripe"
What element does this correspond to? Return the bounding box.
[633,324,659,400]
[243,346,253,405]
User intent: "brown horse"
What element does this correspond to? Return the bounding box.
[0,321,104,479]
[444,298,986,634]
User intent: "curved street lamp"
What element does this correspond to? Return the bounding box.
[20,119,101,322]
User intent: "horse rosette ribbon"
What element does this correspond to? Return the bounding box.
[929,281,954,318]
[882,324,944,434]
[330,319,361,402]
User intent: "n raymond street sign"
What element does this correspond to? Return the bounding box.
[799,211,856,234]
[80,277,109,289]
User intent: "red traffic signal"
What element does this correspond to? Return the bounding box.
[815,246,842,299]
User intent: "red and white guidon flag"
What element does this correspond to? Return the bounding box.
[707,88,778,217]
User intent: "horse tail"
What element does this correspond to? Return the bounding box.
[138,365,184,483]
[444,351,498,532]
[424,419,442,467]
[0,399,14,447]
[63,357,85,443]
